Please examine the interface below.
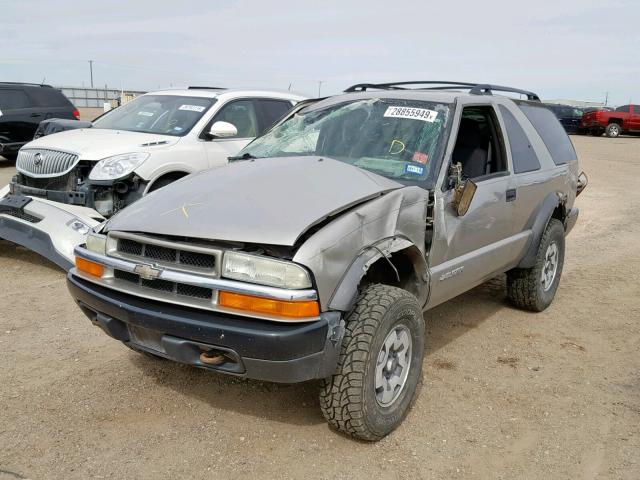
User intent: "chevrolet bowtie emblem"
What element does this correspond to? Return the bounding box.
[160,202,205,219]
[133,264,162,280]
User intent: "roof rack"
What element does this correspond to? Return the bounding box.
[187,86,227,90]
[343,81,540,101]
[0,81,53,88]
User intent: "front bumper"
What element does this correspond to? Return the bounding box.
[0,186,103,270]
[67,274,344,383]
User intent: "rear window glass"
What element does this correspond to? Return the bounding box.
[25,87,73,108]
[517,103,577,165]
[0,89,31,110]
[499,106,540,173]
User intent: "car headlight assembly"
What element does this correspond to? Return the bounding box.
[89,153,149,181]
[222,251,312,289]
[85,232,107,255]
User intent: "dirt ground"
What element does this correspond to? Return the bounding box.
[0,135,638,480]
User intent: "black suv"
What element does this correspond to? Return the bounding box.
[0,82,79,161]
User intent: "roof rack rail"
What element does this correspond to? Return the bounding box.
[187,86,227,90]
[0,81,53,88]
[343,81,540,101]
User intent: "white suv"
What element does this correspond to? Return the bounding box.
[0,88,305,269]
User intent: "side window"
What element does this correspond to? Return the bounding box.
[518,103,577,165]
[615,105,630,113]
[450,105,508,180]
[255,99,293,134]
[499,105,541,173]
[0,89,31,110]
[211,100,258,138]
[26,88,72,108]
[634,105,640,114]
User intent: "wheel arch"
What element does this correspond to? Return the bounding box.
[328,237,429,312]
[145,170,191,193]
[517,192,567,269]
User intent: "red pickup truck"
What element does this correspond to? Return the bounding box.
[582,104,640,137]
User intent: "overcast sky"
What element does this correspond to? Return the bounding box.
[2,0,638,105]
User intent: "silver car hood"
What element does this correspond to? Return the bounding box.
[105,156,403,246]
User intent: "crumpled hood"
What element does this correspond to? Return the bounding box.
[105,156,403,246]
[23,128,180,160]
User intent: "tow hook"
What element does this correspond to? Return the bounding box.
[199,350,227,365]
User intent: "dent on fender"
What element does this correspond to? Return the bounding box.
[293,187,430,311]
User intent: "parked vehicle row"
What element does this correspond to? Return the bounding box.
[0,87,304,268]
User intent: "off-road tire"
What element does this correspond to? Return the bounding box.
[507,218,565,312]
[605,123,621,138]
[319,284,425,441]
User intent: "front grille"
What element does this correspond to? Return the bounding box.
[114,269,214,300]
[19,172,73,191]
[112,234,219,274]
[1,208,42,223]
[17,149,80,177]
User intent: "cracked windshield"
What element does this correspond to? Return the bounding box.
[239,98,450,184]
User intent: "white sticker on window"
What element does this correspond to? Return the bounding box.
[138,111,154,117]
[0,109,3,117]
[179,104,206,113]
[383,106,438,123]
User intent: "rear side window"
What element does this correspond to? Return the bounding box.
[26,87,73,108]
[0,89,31,110]
[634,105,640,114]
[615,105,630,112]
[255,99,292,133]
[499,106,540,173]
[518,103,577,165]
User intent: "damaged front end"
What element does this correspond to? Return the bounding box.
[10,149,145,218]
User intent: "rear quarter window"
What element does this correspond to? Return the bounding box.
[517,103,577,165]
[25,87,73,108]
[499,105,541,173]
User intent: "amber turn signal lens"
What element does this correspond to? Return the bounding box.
[218,291,319,320]
[76,257,104,277]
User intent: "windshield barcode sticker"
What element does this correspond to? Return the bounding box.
[179,104,206,112]
[384,106,438,122]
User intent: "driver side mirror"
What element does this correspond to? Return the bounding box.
[207,121,237,139]
[449,162,477,216]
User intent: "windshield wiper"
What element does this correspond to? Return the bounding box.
[228,152,259,162]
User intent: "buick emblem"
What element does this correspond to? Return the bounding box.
[33,152,43,167]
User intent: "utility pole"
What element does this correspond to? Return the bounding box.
[89,60,94,88]
[317,80,323,97]
[604,91,609,106]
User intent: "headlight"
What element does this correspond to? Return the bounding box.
[222,251,312,289]
[86,232,107,255]
[89,153,149,181]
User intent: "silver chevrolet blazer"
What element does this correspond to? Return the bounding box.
[65,81,587,441]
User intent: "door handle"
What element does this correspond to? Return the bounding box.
[506,188,517,202]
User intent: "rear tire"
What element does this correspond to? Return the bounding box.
[605,123,621,138]
[507,218,565,312]
[319,284,425,441]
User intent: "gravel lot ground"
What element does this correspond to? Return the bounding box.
[0,135,638,480]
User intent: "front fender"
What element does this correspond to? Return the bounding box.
[328,238,429,311]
